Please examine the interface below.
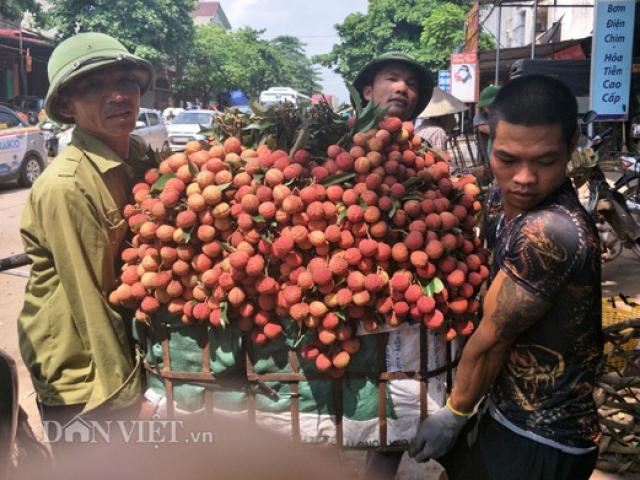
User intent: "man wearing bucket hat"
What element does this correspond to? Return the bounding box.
[17,32,155,435]
[355,53,445,480]
[352,51,434,122]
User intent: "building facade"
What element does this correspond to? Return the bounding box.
[481,0,594,48]
[191,1,231,29]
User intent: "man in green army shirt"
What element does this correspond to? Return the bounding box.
[17,32,155,436]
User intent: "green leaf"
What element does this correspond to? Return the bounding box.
[219,301,229,330]
[147,146,162,166]
[401,194,425,202]
[449,189,464,202]
[220,242,235,253]
[150,173,176,193]
[321,172,356,187]
[422,282,435,297]
[338,208,347,222]
[432,277,445,294]
[187,158,199,177]
[252,214,265,222]
[353,101,388,133]
[358,198,369,210]
[289,125,311,158]
[403,177,423,188]
[424,146,446,162]
[217,182,232,191]
[243,121,276,131]
[388,200,398,219]
[345,82,362,115]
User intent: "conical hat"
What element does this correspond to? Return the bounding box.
[418,87,468,118]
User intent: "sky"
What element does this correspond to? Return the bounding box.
[220,0,369,104]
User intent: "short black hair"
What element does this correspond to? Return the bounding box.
[489,75,577,147]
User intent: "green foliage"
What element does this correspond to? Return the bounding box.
[0,0,41,22]
[184,25,321,102]
[315,0,495,80]
[41,0,197,66]
[270,35,322,95]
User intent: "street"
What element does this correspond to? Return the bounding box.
[0,180,638,479]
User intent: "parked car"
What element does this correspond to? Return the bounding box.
[135,108,169,152]
[166,109,217,151]
[57,108,170,155]
[0,105,48,187]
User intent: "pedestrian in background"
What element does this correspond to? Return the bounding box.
[415,86,468,151]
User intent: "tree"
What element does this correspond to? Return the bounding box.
[315,0,494,81]
[269,36,322,95]
[184,25,321,103]
[41,0,197,67]
[0,0,41,23]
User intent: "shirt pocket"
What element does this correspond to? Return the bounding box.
[103,207,128,249]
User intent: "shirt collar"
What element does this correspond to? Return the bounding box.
[70,127,143,174]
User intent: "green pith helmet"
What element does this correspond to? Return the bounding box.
[352,51,434,119]
[478,84,502,108]
[45,32,154,124]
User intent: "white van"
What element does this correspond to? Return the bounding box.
[259,87,311,108]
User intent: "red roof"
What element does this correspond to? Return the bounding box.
[193,1,220,17]
[0,29,52,47]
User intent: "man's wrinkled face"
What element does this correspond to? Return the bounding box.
[60,65,141,144]
[362,62,419,120]
[490,120,574,220]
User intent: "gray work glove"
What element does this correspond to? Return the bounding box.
[408,401,470,463]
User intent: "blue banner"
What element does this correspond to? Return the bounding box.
[438,70,451,93]
[590,0,636,121]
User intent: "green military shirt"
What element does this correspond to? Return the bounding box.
[18,127,153,414]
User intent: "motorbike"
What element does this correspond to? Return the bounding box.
[39,121,61,158]
[613,152,640,215]
[569,113,640,262]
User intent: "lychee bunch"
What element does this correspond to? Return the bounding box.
[110,116,489,377]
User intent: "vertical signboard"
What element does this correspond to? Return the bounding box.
[438,70,451,93]
[450,53,478,103]
[590,0,636,120]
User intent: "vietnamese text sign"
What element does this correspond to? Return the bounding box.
[450,53,478,103]
[590,0,636,120]
[438,70,451,93]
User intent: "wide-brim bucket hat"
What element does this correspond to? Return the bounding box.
[45,32,154,124]
[418,87,468,118]
[352,51,434,120]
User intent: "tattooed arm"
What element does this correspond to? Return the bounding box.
[448,270,551,413]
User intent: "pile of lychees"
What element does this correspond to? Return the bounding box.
[109,116,489,376]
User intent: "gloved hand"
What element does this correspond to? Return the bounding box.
[408,400,470,462]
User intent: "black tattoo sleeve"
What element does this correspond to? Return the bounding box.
[492,274,551,342]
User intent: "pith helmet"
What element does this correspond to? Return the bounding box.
[352,51,434,119]
[478,84,502,108]
[45,32,154,124]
